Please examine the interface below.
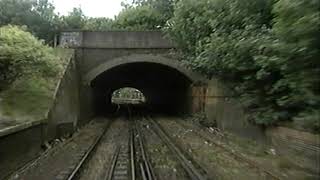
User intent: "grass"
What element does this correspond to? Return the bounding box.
[0,48,73,122]
[0,77,53,121]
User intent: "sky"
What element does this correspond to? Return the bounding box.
[52,0,124,19]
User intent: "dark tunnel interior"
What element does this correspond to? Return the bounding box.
[90,62,193,115]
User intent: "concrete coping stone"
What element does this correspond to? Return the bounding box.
[0,119,45,138]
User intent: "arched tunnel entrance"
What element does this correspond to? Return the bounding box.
[90,62,194,115]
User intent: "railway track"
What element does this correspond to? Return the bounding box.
[103,110,156,180]
[65,119,132,180]
[105,108,208,180]
[7,119,114,180]
[62,116,208,180]
[63,120,114,180]
[132,119,156,180]
[9,110,275,180]
[141,115,208,180]
[174,119,281,180]
[55,115,276,180]
[107,145,130,180]
[65,112,156,180]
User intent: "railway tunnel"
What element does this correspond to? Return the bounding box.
[59,31,205,126]
[90,61,194,115]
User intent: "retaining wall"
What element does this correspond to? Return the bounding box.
[202,78,266,142]
[0,120,45,179]
[45,50,81,140]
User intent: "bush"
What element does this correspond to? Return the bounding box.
[167,0,320,132]
[0,25,61,91]
[272,0,320,132]
[114,5,164,30]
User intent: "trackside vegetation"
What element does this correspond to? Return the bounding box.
[0,25,61,91]
[166,0,320,132]
[0,25,71,120]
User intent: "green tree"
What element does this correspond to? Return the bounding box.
[0,25,60,91]
[128,0,175,21]
[175,0,280,125]
[84,17,115,31]
[60,8,87,30]
[32,0,60,43]
[115,5,164,30]
[0,0,60,43]
[121,0,175,28]
[271,0,320,131]
[167,0,320,132]
[167,0,273,55]
[0,0,35,25]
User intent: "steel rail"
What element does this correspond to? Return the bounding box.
[134,118,156,180]
[130,124,136,180]
[127,106,136,180]
[174,120,281,180]
[67,121,113,180]
[106,147,121,180]
[147,116,208,180]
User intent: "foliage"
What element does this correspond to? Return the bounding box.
[114,5,164,30]
[0,0,60,44]
[0,48,73,120]
[122,0,175,25]
[167,0,273,55]
[0,0,115,42]
[167,0,320,132]
[84,17,115,31]
[60,8,87,30]
[0,0,174,40]
[0,0,35,26]
[0,25,61,91]
[60,9,116,31]
[0,76,55,120]
[272,0,320,132]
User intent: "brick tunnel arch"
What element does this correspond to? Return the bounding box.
[86,54,205,115]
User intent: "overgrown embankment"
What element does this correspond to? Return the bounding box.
[166,0,320,133]
[0,25,73,122]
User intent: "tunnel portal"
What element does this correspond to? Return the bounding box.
[43,30,266,143]
[59,31,205,120]
[91,62,193,115]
